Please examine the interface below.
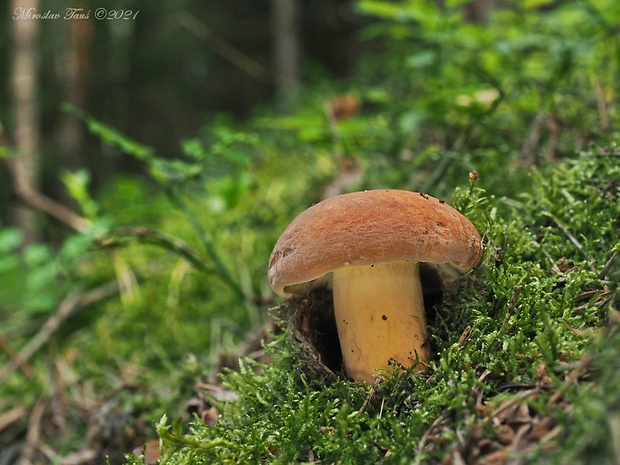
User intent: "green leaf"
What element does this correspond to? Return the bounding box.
[61,169,100,220]
[406,50,436,69]
[62,103,154,161]
[23,244,53,267]
[0,228,24,252]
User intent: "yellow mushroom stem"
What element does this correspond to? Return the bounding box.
[332,261,430,384]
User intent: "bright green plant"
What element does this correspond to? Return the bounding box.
[351,0,620,196]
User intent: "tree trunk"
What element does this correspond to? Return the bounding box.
[463,0,495,24]
[58,5,93,174]
[271,0,301,113]
[10,0,41,244]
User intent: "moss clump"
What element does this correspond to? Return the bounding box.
[130,149,619,464]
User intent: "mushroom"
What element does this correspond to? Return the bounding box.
[268,189,482,384]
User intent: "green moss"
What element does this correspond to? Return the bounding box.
[131,149,618,464]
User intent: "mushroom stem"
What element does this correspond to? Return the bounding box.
[332,261,430,384]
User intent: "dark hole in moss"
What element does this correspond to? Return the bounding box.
[292,288,342,375]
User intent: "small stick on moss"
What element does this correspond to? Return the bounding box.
[416,410,453,456]
[17,399,46,465]
[0,406,28,434]
[0,282,119,384]
[358,384,376,415]
[600,249,620,280]
[0,334,34,379]
[457,326,472,346]
[543,211,596,270]
[541,249,563,275]
[500,285,523,333]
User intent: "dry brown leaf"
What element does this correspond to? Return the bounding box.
[327,94,361,121]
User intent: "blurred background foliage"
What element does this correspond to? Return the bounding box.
[0,0,619,462]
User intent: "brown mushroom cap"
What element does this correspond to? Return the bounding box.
[268,189,483,297]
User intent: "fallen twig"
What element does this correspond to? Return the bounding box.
[0,281,119,384]
[0,333,34,378]
[499,285,523,333]
[0,406,28,434]
[600,249,620,280]
[16,399,46,465]
[541,210,597,271]
[417,410,453,457]
[5,156,90,233]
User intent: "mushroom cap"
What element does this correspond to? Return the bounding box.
[268,189,483,297]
